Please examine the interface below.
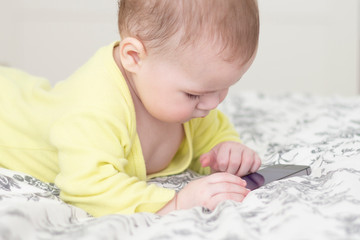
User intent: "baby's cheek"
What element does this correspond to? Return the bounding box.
[173,108,193,121]
[160,104,193,122]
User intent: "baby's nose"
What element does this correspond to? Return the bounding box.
[196,93,220,111]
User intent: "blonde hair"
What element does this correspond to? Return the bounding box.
[118,0,259,64]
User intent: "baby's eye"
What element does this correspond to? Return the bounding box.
[186,93,200,100]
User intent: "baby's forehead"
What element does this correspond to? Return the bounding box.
[162,43,249,80]
[155,34,252,70]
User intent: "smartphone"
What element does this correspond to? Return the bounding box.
[242,164,311,190]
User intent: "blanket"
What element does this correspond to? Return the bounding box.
[1,92,360,240]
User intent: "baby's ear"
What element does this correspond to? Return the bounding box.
[119,37,146,73]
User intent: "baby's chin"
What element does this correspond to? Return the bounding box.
[168,112,210,123]
[195,112,210,119]
[187,114,209,122]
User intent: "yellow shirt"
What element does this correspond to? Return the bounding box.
[0,42,241,217]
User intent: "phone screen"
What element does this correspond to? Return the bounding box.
[242,164,311,190]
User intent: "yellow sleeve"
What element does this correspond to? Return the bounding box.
[188,109,241,175]
[50,108,175,217]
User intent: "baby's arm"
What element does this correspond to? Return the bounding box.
[157,172,249,214]
[50,109,175,216]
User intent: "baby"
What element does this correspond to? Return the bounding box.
[0,0,260,217]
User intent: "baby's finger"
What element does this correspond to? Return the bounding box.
[250,153,262,173]
[206,172,247,187]
[211,181,250,197]
[216,145,231,172]
[226,148,242,175]
[200,152,218,169]
[236,149,253,176]
[200,154,211,167]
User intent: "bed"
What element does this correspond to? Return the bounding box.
[1,91,360,240]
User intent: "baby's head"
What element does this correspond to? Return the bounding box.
[118,0,259,66]
[116,0,259,123]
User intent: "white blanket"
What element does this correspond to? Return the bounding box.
[1,92,360,240]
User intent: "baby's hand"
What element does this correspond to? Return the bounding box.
[200,141,261,177]
[176,172,250,211]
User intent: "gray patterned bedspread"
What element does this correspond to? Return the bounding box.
[1,92,360,240]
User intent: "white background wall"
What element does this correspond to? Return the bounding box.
[0,0,119,83]
[0,0,359,96]
[237,0,360,96]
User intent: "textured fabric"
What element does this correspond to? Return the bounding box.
[0,42,240,216]
[0,92,359,239]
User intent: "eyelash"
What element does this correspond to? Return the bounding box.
[186,93,200,100]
